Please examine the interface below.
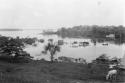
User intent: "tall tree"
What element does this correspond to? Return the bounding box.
[43,40,60,62]
[0,36,32,62]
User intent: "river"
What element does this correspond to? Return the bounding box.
[0,30,124,62]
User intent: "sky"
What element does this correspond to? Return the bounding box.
[0,0,124,29]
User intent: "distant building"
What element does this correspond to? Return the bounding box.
[106,34,115,39]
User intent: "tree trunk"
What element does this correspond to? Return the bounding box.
[50,53,54,63]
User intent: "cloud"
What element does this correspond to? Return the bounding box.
[0,0,124,29]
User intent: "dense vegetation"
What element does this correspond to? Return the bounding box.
[0,36,38,63]
[0,35,124,83]
[43,25,125,44]
[56,25,125,38]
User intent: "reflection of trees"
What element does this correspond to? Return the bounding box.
[21,37,37,45]
[91,37,124,45]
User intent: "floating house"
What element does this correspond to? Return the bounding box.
[106,34,115,39]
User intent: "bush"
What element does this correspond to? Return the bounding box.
[0,36,34,63]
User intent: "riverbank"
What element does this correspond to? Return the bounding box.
[0,60,124,83]
[42,25,125,45]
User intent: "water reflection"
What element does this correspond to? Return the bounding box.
[91,38,125,46]
[28,37,125,63]
[0,30,124,62]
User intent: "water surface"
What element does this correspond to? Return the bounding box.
[0,30,124,62]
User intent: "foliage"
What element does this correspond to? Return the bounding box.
[43,41,60,62]
[43,25,125,44]
[56,25,125,39]
[92,54,109,64]
[21,37,37,45]
[0,36,35,62]
[0,36,24,56]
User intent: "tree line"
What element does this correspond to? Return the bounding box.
[56,25,125,38]
[43,25,125,43]
[0,36,38,63]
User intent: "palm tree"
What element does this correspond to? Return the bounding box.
[43,40,60,62]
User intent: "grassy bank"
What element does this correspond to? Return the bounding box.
[0,60,124,83]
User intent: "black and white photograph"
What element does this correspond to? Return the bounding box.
[0,0,124,83]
